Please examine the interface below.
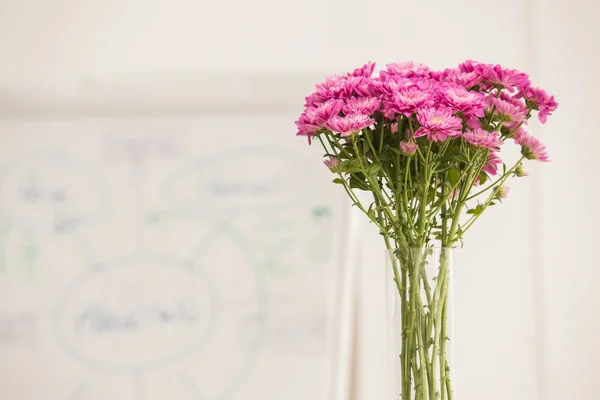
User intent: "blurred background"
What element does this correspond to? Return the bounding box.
[0,1,598,399]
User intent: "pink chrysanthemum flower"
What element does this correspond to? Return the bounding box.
[354,78,381,97]
[295,98,345,138]
[345,76,371,97]
[515,134,550,162]
[414,107,463,141]
[378,76,415,96]
[400,141,418,155]
[413,77,439,92]
[499,91,527,109]
[323,157,340,171]
[343,97,381,115]
[499,91,529,126]
[486,95,527,126]
[448,71,480,88]
[432,68,481,88]
[380,61,431,80]
[463,128,503,150]
[512,126,527,141]
[474,63,531,92]
[384,87,432,118]
[451,72,480,88]
[482,152,502,176]
[315,99,344,123]
[295,107,322,139]
[440,85,486,117]
[429,69,446,81]
[304,93,321,108]
[312,75,353,103]
[348,62,376,78]
[327,114,375,137]
[517,86,558,123]
[466,115,483,130]
[458,60,478,73]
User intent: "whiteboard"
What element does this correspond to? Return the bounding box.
[0,113,349,400]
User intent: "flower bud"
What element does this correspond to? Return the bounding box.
[400,141,418,155]
[515,164,528,177]
[323,157,340,172]
[494,185,510,200]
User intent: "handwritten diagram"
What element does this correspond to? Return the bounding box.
[0,122,339,400]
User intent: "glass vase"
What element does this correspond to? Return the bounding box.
[386,248,455,400]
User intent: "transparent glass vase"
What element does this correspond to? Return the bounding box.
[386,248,455,400]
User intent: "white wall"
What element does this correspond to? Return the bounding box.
[534,1,600,399]
[0,0,598,399]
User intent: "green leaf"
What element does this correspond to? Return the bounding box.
[349,175,369,191]
[525,99,539,111]
[388,147,404,156]
[367,205,376,220]
[367,162,382,177]
[378,153,393,162]
[434,165,458,173]
[447,168,460,187]
[466,204,485,216]
[440,151,470,163]
[332,178,344,185]
[337,159,362,174]
[479,173,488,185]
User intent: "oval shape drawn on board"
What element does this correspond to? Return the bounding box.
[162,147,308,211]
[53,255,215,371]
[0,152,109,232]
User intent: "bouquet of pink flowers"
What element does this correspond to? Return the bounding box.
[295,61,557,399]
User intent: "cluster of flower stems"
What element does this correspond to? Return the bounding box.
[316,121,524,399]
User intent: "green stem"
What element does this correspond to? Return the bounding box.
[440,295,449,400]
[324,134,353,159]
[403,140,432,398]
[413,266,430,399]
[319,125,472,400]
[379,117,385,153]
[354,137,406,243]
[503,121,524,140]
[486,105,496,126]
[405,251,421,398]
[429,266,442,396]
[323,135,391,236]
[445,359,453,400]
[438,252,451,400]
[438,175,450,400]
[403,158,417,236]
[364,130,380,163]
[400,250,411,397]
[423,173,449,362]
[417,142,433,246]
[421,265,434,339]
[462,156,526,233]
[427,168,470,219]
[382,234,408,398]
[415,254,433,398]
[465,152,518,201]
[406,249,427,399]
